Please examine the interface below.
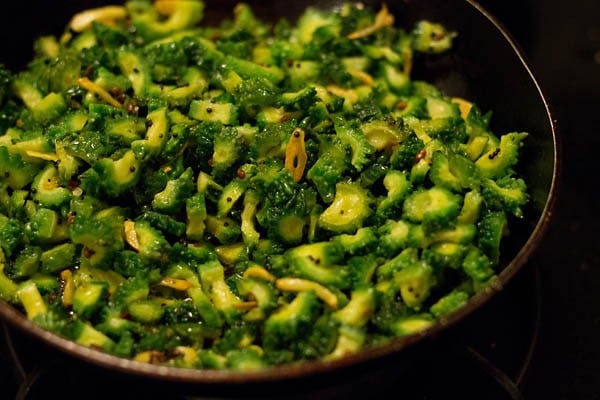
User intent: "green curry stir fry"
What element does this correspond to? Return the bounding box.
[0,0,528,370]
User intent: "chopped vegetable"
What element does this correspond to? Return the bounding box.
[0,0,529,371]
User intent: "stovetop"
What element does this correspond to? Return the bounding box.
[1,0,599,399]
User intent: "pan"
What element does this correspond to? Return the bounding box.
[0,0,560,396]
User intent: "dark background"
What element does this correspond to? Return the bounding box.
[475,0,600,398]
[0,1,598,399]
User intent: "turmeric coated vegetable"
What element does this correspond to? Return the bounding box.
[347,4,395,39]
[276,277,339,309]
[0,0,529,372]
[77,77,122,108]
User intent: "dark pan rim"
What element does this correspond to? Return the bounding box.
[0,0,561,385]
